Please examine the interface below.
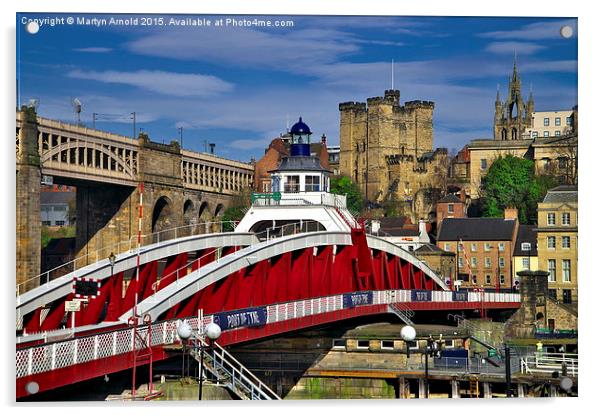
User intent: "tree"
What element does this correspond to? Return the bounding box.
[221,187,252,231]
[481,155,557,224]
[330,175,364,215]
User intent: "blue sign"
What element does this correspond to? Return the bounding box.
[452,291,469,302]
[213,307,267,330]
[411,290,432,302]
[343,292,373,308]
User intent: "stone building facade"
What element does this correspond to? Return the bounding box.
[536,186,578,305]
[339,89,447,222]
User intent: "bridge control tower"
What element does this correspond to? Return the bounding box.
[235,117,357,234]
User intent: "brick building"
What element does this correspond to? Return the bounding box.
[436,208,519,289]
[435,193,466,228]
[536,185,578,304]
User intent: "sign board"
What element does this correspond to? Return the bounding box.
[41,175,53,186]
[343,292,373,308]
[454,280,463,287]
[72,278,101,299]
[213,307,267,330]
[488,348,499,358]
[65,300,81,312]
[411,290,432,302]
[452,291,469,302]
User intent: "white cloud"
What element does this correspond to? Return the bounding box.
[67,69,234,97]
[484,41,545,55]
[72,47,113,53]
[479,19,577,40]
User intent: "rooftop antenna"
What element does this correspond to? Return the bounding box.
[28,98,39,111]
[286,113,290,132]
[391,59,395,90]
[71,97,82,124]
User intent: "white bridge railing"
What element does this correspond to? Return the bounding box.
[16,289,520,380]
[520,353,578,376]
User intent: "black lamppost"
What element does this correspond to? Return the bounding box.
[504,343,512,397]
[401,326,441,399]
[108,252,116,281]
[198,322,222,401]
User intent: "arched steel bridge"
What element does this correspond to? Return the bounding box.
[16,228,520,398]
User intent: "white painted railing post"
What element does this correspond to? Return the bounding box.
[74,339,78,365]
[28,349,33,376]
[94,336,99,360]
[112,331,117,356]
[51,343,57,370]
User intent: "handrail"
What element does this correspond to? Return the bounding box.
[17,220,238,295]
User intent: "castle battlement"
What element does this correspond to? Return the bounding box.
[403,100,435,110]
[339,101,367,112]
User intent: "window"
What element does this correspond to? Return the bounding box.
[262,182,270,192]
[407,341,419,350]
[471,243,477,252]
[444,339,454,348]
[485,257,491,268]
[562,260,571,282]
[500,274,505,285]
[458,243,464,252]
[305,175,320,192]
[566,116,572,126]
[548,259,556,282]
[357,340,369,349]
[458,257,464,268]
[471,257,477,268]
[547,213,556,225]
[498,243,505,252]
[381,340,394,350]
[484,243,492,251]
[444,243,451,252]
[562,236,571,249]
[563,289,572,304]
[55,220,65,226]
[448,203,454,214]
[543,131,549,137]
[532,131,539,138]
[555,131,561,137]
[521,242,531,251]
[522,258,530,270]
[499,257,505,268]
[544,117,550,126]
[332,339,346,349]
[42,221,51,226]
[480,159,487,170]
[547,236,556,249]
[555,117,561,126]
[548,289,557,300]
[485,275,491,285]
[472,275,477,284]
[558,158,568,170]
[284,175,300,192]
[562,213,570,226]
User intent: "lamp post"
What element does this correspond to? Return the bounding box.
[401,326,440,399]
[108,252,116,281]
[199,322,222,401]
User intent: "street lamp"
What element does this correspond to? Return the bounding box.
[108,252,116,280]
[199,322,222,401]
[400,325,442,399]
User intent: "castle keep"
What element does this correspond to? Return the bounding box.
[339,89,447,221]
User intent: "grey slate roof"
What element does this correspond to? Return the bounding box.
[269,155,331,173]
[542,185,578,204]
[415,244,446,253]
[438,194,462,203]
[437,217,517,241]
[513,225,538,256]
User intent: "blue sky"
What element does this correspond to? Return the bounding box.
[16,14,577,161]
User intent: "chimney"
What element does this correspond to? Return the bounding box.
[460,189,466,202]
[418,220,429,243]
[321,134,327,145]
[504,207,518,220]
[371,220,381,235]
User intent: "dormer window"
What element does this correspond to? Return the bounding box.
[521,242,531,251]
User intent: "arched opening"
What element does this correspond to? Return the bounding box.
[198,201,211,234]
[214,203,225,217]
[511,100,519,119]
[182,199,195,237]
[249,219,325,239]
[501,128,507,140]
[152,196,174,241]
[512,128,518,140]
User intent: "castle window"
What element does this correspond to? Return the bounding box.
[544,118,550,126]
[480,159,487,170]
[512,128,517,140]
[555,117,561,126]
[501,129,507,140]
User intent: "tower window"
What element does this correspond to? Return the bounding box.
[480,159,487,170]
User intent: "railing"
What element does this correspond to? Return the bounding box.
[16,220,238,296]
[520,353,578,376]
[448,314,504,351]
[17,288,522,381]
[389,303,415,326]
[191,334,280,400]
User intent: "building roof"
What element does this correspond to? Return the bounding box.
[269,155,331,173]
[41,191,75,205]
[437,217,517,241]
[415,243,448,254]
[438,194,462,204]
[542,185,578,204]
[290,117,311,135]
[513,225,538,256]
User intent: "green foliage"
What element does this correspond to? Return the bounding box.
[222,206,246,231]
[382,196,402,217]
[330,175,364,214]
[481,155,557,224]
[41,225,76,249]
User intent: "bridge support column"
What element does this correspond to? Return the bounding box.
[418,378,426,399]
[16,107,41,291]
[517,384,525,397]
[397,377,408,399]
[483,382,492,398]
[451,380,460,398]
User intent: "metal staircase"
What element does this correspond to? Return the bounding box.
[447,314,503,351]
[389,303,415,326]
[190,334,281,400]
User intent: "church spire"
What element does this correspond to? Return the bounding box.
[512,52,519,82]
